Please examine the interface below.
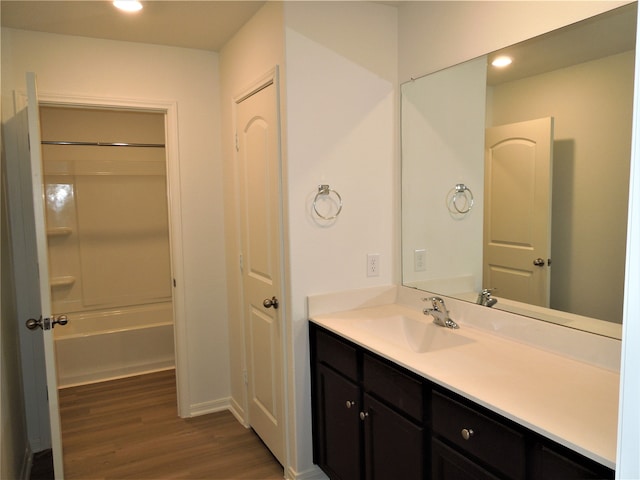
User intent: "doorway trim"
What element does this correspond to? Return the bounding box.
[23,91,190,417]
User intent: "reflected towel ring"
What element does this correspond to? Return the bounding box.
[313,184,343,220]
[447,183,474,215]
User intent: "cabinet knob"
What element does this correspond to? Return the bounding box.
[345,400,356,409]
[359,411,369,421]
[461,428,474,440]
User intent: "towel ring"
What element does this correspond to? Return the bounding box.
[447,183,474,215]
[313,184,343,220]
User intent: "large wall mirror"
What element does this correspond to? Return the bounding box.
[401,3,636,339]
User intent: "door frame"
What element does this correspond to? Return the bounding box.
[11,90,190,429]
[232,66,290,464]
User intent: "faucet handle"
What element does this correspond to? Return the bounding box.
[428,296,447,311]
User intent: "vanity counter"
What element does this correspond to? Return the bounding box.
[310,302,619,469]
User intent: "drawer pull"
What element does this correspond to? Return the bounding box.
[461,428,474,440]
[345,400,356,409]
[360,411,369,421]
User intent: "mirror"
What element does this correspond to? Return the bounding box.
[401,3,636,339]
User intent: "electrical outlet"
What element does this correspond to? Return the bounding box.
[367,253,380,277]
[414,249,426,272]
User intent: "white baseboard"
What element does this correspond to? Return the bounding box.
[188,397,230,417]
[228,397,248,427]
[286,463,328,480]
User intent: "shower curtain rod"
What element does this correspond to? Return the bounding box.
[41,140,165,148]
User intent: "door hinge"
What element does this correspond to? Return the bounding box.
[173,278,177,287]
[239,253,244,272]
[235,132,239,152]
[243,370,248,386]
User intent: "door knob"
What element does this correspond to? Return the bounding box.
[26,314,69,330]
[263,296,279,309]
[25,317,42,330]
[533,258,545,266]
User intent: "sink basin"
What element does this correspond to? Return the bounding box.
[356,315,474,353]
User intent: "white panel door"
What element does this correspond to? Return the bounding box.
[236,74,285,466]
[484,117,554,307]
[25,72,67,478]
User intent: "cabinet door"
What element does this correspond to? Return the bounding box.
[315,364,362,480]
[363,393,424,480]
[531,442,614,480]
[432,438,500,480]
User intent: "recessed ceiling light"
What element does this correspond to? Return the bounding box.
[113,1,143,13]
[491,56,513,68]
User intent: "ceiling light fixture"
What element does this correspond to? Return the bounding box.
[491,56,513,68]
[113,1,143,13]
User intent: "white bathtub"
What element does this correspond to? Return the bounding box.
[54,302,175,388]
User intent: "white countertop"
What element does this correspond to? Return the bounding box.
[309,295,620,469]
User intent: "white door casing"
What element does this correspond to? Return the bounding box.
[235,70,286,466]
[25,72,66,478]
[484,117,554,307]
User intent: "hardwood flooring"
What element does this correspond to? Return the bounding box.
[58,370,284,479]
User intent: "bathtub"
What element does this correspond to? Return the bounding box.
[54,301,175,388]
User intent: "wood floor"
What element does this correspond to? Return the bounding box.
[58,370,284,479]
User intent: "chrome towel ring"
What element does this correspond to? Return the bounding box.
[313,184,343,220]
[447,183,474,215]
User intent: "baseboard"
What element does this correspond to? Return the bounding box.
[57,362,175,389]
[228,397,249,427]
[286,463,328,480]
[188,397,230,417]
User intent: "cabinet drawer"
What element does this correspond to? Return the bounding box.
[315,328,358,381]
[363,353,423,421]
[432,390,526,480]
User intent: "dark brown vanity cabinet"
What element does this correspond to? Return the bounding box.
[310,322,614,480]
[311,325,426,480]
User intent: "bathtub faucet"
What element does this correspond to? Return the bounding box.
[422,297,459,329]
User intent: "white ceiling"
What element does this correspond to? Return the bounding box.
[0,1,266,51]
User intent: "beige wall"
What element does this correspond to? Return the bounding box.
[283,2,398,476]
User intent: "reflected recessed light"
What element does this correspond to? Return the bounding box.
[491,56,513,68]
[113,1,143,12]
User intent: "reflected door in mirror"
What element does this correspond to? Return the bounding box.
[484,117,553,307]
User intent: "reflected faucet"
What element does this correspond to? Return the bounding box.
[423,297,459,329]
[477,289,498,307]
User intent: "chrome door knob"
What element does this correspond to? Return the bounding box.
[345,400,356,409]
[26,317,42,330]
[25,314,69,330]
[263,296,279,309]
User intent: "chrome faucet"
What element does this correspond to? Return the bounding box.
[477,289,498,307]
[423,297,459,329]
